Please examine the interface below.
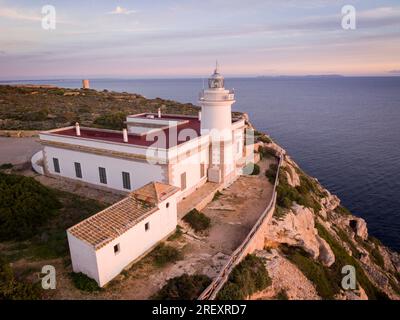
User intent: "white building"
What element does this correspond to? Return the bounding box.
[67,182,179,287]
[33,66,253,286]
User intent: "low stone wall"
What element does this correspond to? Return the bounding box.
[0,130,40,138]
[198,153,283,300]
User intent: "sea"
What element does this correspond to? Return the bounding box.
[2,77,400,251]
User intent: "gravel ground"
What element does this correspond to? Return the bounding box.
[0,137,42,165]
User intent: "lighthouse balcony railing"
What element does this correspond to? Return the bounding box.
[198,90,235,102]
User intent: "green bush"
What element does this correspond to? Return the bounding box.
[274,289,289,300]
[212,190,223,201]
[93,112,127,130]
[151,243,183,267]
[152,274,211,300]
[276,169,321,213]
[217,254,271,300]
[257,135,272,144]
[265,164,278,183]
[335,206,352,216]
[0,173,61,241]
[243,162,260,175]
[259,146,276,159]
[70,272,100,292]
[0,163,13,170]
[183,209,210,232]
[167,226,183,241]
[0,255,41,300]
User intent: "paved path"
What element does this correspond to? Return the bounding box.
[177,181,221,219]
[0,137,42,165]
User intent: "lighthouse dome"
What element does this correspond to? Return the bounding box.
[208,64,224,89]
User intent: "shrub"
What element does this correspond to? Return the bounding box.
[151,243,183,267]
[217,254,271,300]
[167,226,183,241]
[93,112,127,130]
[257,135,272,144]
[265,164,278,183]
[212,190,223,201]
[70,272,100,292]
[335,206,352,216]
[0,173,61,241]
[259,146,276,159]
[0,163,13,170]
[152,274,211,300]
[0,255,41,300]
[243,162,260,175]
[274,289,289,300]
[183,209,210,232]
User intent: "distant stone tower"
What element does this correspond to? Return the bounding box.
[199,62,235,183]
[82,79,90,89]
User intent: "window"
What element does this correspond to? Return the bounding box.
[113,244,120,255]
[122,172,131,190]
[99,167,107,184]
[180,172,187,190]
[166,202,170,208]
[200,163,205,178]
[74,162,82,178]
[145,222,150,231]
[53,158,60,173]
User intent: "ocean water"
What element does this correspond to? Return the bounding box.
[3,77,400,251]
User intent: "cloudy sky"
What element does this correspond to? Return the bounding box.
[0,0,399,79]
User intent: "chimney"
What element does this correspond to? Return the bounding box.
[157,108,161,118]
[123,128,128,143]
[198,111,202,121]
[75,122,81,136]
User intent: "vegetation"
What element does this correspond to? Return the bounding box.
[315,223,388,300]
[93,112,127,130]
[335,205,352,216]
[276,167,321,213]
[259,146,276,160]
[243,162,260,175]
[152,274,211,300]
[257,134,272,144]
[0,173,62,241]
[167,226,183,241]
[274,206,288,220]
[0,85,199,130]
[183,209,210,232]
[274,289,289,300]
[70,272,101,292]
[0,255,41,300]
[217,254,271,300]
[151,243,183,267]
[212,190,223,201]
[0,163,13,170]
[1,184,106,262]
[265,163,278,184]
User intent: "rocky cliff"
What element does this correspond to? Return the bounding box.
[251,130,400,300]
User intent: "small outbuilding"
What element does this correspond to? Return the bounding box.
[67,181,180,287]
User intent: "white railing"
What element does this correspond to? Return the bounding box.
[198,153,283,300]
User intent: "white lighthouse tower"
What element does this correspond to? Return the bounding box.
[199,63,236,184]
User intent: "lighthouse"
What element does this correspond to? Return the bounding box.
[199,63,236,183]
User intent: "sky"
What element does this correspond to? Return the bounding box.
[0,0,399,79]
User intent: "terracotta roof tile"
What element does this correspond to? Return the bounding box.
[68,182,179,250]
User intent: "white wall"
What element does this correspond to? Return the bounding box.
[44,146,165,192]
[170,144,209,199]
[67,233,100,284]
[93,195,177,286]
